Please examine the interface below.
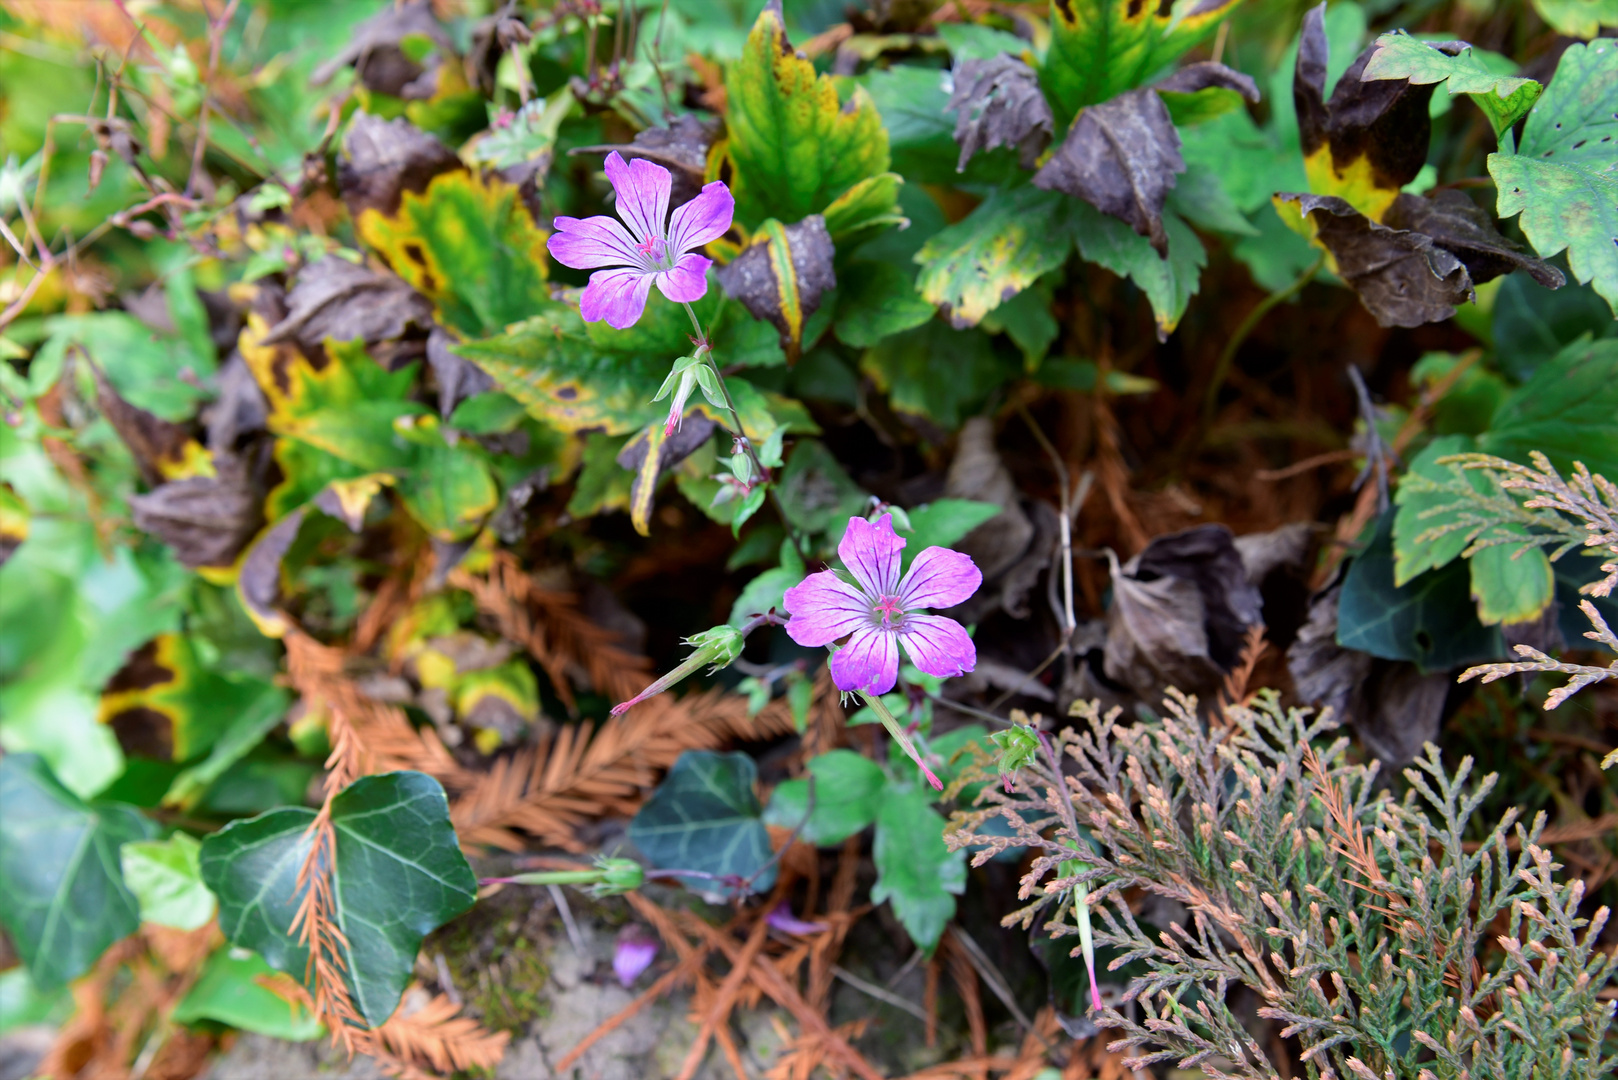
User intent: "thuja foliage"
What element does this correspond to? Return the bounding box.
[950,692,1618,1078]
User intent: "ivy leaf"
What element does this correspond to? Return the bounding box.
[914,185,1077,327]
[172,948,323,1041]
[1336,511,1501,672]
[1040,0,1245,123]
[0,754,155,991]
[199,771,478,1028]
[870,786,965,954]
[948,54,1053,172]
[1278,193,1473,328]
[1478,337,1618,481]
[1035,62,1257,254]
[1293,3,1441,221]
[716,216,837,363]
[1071,200,1207,342]
[721,0,894,231]
[1362,33,1542,141]
[1487,41,1618,316]
[120,833,215,931]
[763,749,888,847]
[356,169,550,338]
[628,751,777,896]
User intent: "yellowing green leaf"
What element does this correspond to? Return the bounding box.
[356,170,549,338]
[1469,532,1555,627]
[915,185,1077,327]
[1040,0,1246,123]
[721,1,895,230]
[1362,33,1541,141]
[1530,0,1618,39]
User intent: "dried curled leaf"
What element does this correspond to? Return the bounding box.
[1036,62,1256,255]
[1382,190,1563,289]
[339,112,462,220]
[948,54,1053,171]
[129,454,265,570]
[263,256,434,370]
[716,215,836,362]
[1278,192,1474,328]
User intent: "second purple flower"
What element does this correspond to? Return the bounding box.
[784,514,982,695]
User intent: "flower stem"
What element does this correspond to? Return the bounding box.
[861,691,942,791]
[681,300,770,483]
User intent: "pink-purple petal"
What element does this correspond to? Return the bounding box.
[898,546,983,611]
[613,927,659,987]
[895,614,976,680]
[604,151,670,245]
[667,182,736,253]
[830,627,899,695]
[838,514,904,599]
[547,214,643,270]
[784,571,869,647]
[579,267,653,329]
[655,252,712,303]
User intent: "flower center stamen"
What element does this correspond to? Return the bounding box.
[873,595,903,627]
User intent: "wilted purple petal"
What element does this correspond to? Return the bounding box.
[766,903,828,936]
[830,626,899,695]
[604,152,670,245]
[547,214,644,270]
[896,614,976,680]
[655,252,712,304]
[838,514,904,599]
[580,267,653,329]
[668,181,735,253]
[898,546,982,611]
[784,571,869,647]
[613,926,659,987]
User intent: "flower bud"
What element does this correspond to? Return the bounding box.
[592,857,645,896]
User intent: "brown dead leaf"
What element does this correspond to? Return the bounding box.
[339,113,463,220]
[129,452,265,569]
[949,54,1052,172]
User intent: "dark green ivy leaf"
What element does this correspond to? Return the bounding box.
[199,770,477,1028]
[0,754,155,991]
[629,751,776,896]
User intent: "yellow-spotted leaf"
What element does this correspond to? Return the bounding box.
[0,482,29,569]
[1469,530,1555,627]
[395,438,500,542]
[915,185,1079,327]
[1040,0,1246,123]
[356,170,549,338]
[99,635,287,764]
[720,1,896,231]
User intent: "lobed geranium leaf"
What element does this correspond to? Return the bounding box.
[914,185,1077,328]
[1487,41,1618,316]
[870,786,965,954]
[1363,33,1541,140]
[1040,0,1245,123]
[1071,200,1207,342]
[629,751,776,896]
[0,754,155,991]
[1478,337,1618,481]
[763,749,888,847]
[199,771,477,1029]
[948,54,1052,172]
[860,321,1014,429]
[1528,0,1618,39]
[720,1,895,232]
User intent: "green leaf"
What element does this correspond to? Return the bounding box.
[1337,511,1502,672]
[1488,41,1618,315]
[833,261,936,349]
[1529,0,1618,39]
[120,833,216,931]
[356,170,550,338]
[35,312,216,421]
[980,279,1062,369]
[394,434,500,542]
[870,786,965,953]
[1393,435,1483,586]
[1479,337,1618,480]
[454,303,667,436]
[762,750,888,846]
[1491,271,1618,382]
[722,2,894,231]
[728,540,805,628]
[199,771,477,1028]
[1409,353,1508,436]
[448,391,528,434]
[860,321,1014,429]
[628,751,777,895]
[172,948,323,1041]
[1363,33,1541,140]
[1072,201,1206,341]
[1040,0,1245,123]
[896,499,1000,570]
[162,675,290,810]
[914,185,1076,327]
[1469,530,1556,627]
[0,754,154,991]
[775,440,870,543]
[567,433,634,518]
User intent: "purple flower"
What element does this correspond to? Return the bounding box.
[547,151,734,330]
[613,925,659,987]
[784,514,982,696]
[765,903,829,936]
